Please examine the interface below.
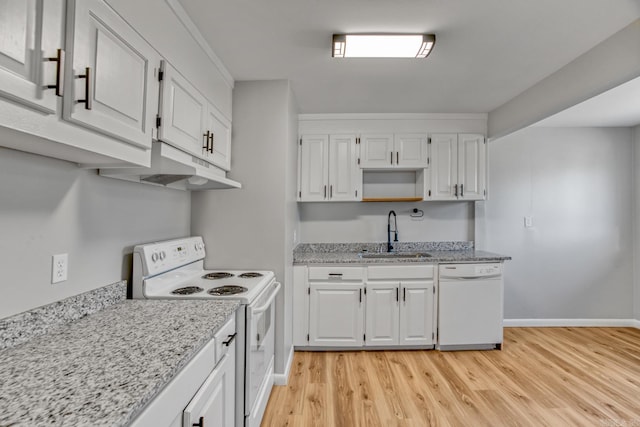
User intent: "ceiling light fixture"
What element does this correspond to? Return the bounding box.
[332,34,436,58]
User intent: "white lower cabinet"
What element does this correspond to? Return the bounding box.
[294,264,435,349]
[366,265,435,347]
[130,316,236,427]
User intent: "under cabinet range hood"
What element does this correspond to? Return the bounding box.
[99,142,241,190]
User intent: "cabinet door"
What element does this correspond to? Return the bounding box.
[309,283,364,346]
[328,134,361,201]
[400,281,435,346]
[395,133,428,168]
[157,61,208,159]
[365,282,399,346]
[298,135,329,201]
[183,351,235,427]
[360,134,394,168]
[207,103,232,170]
[458,134,486,200]
[429,133,458,200]
[0,0,64,113]
[64,0,159,149]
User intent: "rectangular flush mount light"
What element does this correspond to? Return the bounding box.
[332,34,436,58]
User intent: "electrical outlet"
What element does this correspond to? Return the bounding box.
[524,216,533,228]
[52,253,68,284]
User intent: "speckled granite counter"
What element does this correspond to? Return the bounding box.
[293,241,511,264]
[0,297,239,426]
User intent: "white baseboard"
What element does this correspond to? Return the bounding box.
[273,346,294,386]
[503,319,640,329]
[504,318,638,328]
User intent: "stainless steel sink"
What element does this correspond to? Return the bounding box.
[359,252,433,259]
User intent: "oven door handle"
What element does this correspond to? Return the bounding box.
[252,281,281,314]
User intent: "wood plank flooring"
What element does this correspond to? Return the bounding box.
[262,328,640,427]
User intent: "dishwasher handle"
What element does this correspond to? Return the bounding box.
[440,274,502,281]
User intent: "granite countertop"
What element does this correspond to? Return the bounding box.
[293,241,511,264]
[0,298,239,427]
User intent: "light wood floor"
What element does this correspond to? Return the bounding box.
[262,328,640,426]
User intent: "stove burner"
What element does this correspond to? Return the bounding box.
[203,272,234,280]
[239,272,263,278]
[207,285,248,296]
[171,286,204,295]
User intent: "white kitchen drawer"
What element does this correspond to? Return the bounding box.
[367,265,434,280]
[213,316,236,364]
[308,266,364,281]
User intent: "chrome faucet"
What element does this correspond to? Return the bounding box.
[387,210,398,252]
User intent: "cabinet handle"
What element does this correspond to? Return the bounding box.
[209,132,214,153]
[324,185,327,199]
[454,184,458,197]
[75,67,92,110]
[330,185,333,198]
[396,287,399,302]
[223,333,237,346]
[359,288,362,303]
[460,184,464,197]
[192,416,204,427]
[203,131,211,152]
[403,287,406,302]
[44,48,64,96]
[396,151,399,165]
[390,152,393,165]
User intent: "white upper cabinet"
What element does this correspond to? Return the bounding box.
[207,103,231,171]
[158,60,232,169]
[64,0,160,149]
[359,134,394,168]
[429,133,486,200]
[157,61,208,158]
[298,134,329,201]
[360,133,428,169]
[0,0,64,113]
[298,134,361,202]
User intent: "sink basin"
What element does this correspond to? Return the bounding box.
[359,252,433,259]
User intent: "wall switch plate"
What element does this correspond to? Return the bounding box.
[524,216,533,228]
[52,253,68,284]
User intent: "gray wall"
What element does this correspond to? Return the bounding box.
[0,147,190,319]
[191,80,299,376]
[299,202,473,243]
[483,127,634,320]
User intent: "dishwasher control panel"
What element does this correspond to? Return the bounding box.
[439,263,502,278]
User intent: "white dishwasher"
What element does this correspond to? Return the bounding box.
[437,263,503,350]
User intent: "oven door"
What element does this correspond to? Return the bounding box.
[245,280,280,423]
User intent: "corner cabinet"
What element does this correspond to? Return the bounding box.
[157,61,232,170]
[428,133,486,200]
[293,265,436,349]
[360,133,428,169]
[298,134,362,202]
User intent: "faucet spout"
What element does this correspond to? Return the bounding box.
[387,210,398,252]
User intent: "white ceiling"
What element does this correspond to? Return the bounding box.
[177,0,640,115]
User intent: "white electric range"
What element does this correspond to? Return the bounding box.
[132,236,279,427]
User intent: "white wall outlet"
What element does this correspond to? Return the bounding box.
[524,216,533,228]
[52,253,68,284]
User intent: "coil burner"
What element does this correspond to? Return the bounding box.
[170,286,204,295]
[207,285,248,296]
[203,272,234,280]
[239,272,263,278]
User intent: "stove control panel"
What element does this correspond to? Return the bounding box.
[134,236,206,277]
